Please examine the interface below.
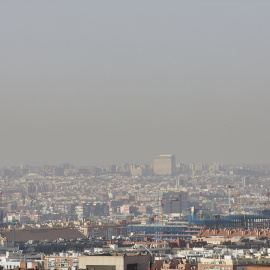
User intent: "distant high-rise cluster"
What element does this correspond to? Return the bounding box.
[153,154,176,175]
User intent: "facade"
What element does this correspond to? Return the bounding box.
[198,257,270,270]
[129,165,143,177]
[75,203,109,220]
[79,224,127,239]
[187,214,270,229]
[154,155,176,176]
[127,224,200,239]
[159,259,192,270]
[0,260,41,270]
[0,228,87,246]
[195,228,270,244]
[45,254,79,270]
[79,254,151,270]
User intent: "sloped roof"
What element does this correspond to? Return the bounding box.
[1,228,87,242]
[198,229,270,239]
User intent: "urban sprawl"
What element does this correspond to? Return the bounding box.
[1,155,270,270]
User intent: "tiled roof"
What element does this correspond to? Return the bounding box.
[198,229,270,238]
[1,228,87,242]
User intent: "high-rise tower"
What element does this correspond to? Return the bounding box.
[153,154,176,175]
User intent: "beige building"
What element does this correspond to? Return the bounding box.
[154,155,176,175]
[45,254,79,270]
[198,257,270,270]
[79,254,151,270]
[79,224,127,239]
[129,165,143,176]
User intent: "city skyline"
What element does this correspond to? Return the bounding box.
[1,1,270,267]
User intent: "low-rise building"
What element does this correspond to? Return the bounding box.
[198,257,270,270]
[79,254,151,270]
[79,224,127,240]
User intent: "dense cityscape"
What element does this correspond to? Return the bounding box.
[0,155,270,269]
[2,0,270,269]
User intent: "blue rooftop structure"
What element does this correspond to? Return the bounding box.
[186,214,270,229]
[127,223,200,239]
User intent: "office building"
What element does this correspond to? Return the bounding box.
[153,154,176,175]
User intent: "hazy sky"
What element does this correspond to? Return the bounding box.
[1,1,270,166]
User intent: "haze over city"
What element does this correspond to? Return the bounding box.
[3,2,270,269]
[1,1,270,166]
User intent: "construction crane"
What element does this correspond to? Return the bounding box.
[227,185,233,215]
[160,195,181,223]
[237,193,243,215]
[179,192,182,220]
[231,191,243,214]
[199,191,203,219]
[129,206,133,234]
[160,200,164,225]
[266,189,270,209]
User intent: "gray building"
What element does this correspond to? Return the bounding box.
[153,154,176,175]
